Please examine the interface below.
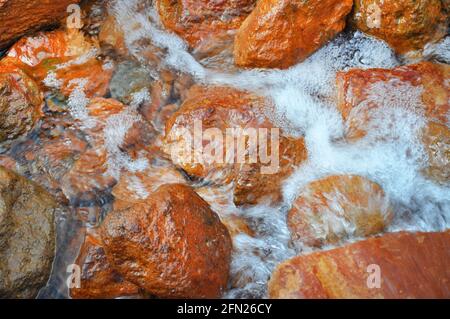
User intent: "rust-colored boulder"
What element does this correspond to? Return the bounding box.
[70,230,140,299]
[100,184,232,298]
[3,29,112,98]
[352,0,448,55]
[234,0,354,69]
[336,62,450,183]
[288,175,394,248]
[269,231,450,299]
[0,63,43,149]
[164,85,307,206]
[156,0,256,48]
[0,0,80,50]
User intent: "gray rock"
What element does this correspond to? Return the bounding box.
[0,166,56,298]
[109,60,154,105]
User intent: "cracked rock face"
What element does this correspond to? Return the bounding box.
[0,166,56,298]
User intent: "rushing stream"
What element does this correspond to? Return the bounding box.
[1,0,447,299]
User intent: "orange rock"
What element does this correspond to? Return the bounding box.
[234,0,354,69]
[164,85,307,206]
[70,230,140,299]
[288,175,394,248]
[0,0,80,49]
[156,0,256,48]
[3,29,112,98]
[336,62,450,183]
[0,64,43,147]
[352,0,448,55]
[337,62,449,132]
[269,231,450,299]
[100,184,232,298]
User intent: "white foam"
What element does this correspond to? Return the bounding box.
[103,106,149,179]
[66,78,96,130]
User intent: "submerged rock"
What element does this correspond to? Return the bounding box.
[9,114,88,204]
[0,0,80,50]
[352,0,448,55]
[0,166,56,298]
[234,0,353,69]
[269,231,450,299]
[164,85,307,206]
[60,97,156,206]
[0,63,43,149]
[109,60,154,105]
[336,62,450,184]
[100,184,232,298]
[70,230,140,299]
[156,0,256,48]
[288,175,394,249]
[3,29,113,98]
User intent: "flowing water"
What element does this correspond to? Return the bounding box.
[6,0,447,298]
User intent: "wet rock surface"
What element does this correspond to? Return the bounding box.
[336,62,450,184]
[234,0,354,69]
[269,231,450,299]
[100,184,232,298]
[3,29,113,98]
[70,230,140,299]
[352,0,448,55]
[0,63,43,149]
[0,0,80,50]
[288,175,394,249]
[157,0,256,48]
[0,166,56,298]
[164,85,307,206]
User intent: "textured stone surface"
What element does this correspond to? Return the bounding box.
[336,62,450,184]
[0,63,43,148]
[164,85,307,206]
[269,231,450,299]
[288,175,394,248]
[3,29,112,98]
[70,230,140,299]
[156,0,256,48]
[234,0,353,69]
[101,184,232,298]
[0,166,56,298]
[0,0,80,50]
[352,0,448,54]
